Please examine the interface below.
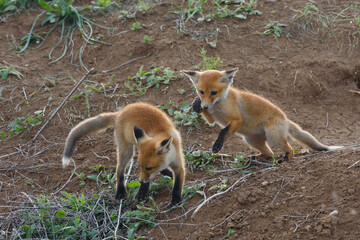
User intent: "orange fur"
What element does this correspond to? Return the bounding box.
[183,69,340,160]
[62,102,185,206]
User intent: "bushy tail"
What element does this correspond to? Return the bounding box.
[62,112,117,168]
[288,120,335,151]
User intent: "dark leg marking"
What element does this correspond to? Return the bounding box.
[115,174,126,200]
[169,174,182,208]
[212,124,230,153]
[160,168,173,179]
[135,181,150,202]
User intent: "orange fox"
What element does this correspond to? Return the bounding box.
[182,69,341,161]
[62,102,185,207]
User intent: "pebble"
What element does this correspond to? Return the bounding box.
[329,210,338,216]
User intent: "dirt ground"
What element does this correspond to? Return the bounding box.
[0,0,359,239]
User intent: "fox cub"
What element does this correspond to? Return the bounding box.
[182,69,341,161]
[62,102,185,207]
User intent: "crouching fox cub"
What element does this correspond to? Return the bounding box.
[182,69,341,161]
[62,102,185,207]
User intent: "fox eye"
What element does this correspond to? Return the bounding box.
[145,167,153,171]
[211,91,218,96]
[199,90,204,95]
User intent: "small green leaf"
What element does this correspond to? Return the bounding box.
[56,209,66,218]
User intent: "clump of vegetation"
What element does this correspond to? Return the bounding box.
[143,35,152,44]
[131,21,142,31]
[0,66,23,80]
[125,65,176,96]
[1,111,43,140]
[18,0,113,70]
[173,103,200,129]
[263,21,288,38]
[196,48,221,70]
[171,0,207,25]
[0,0,36,14]
[185,149,219,170]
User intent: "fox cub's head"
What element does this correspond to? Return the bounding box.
[133,126,174,183]
[182,69,238,109]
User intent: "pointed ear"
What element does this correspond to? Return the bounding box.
[157,136,173,154]
[133,126,148,145]
[181,70,201,84]
[220,68,238,83]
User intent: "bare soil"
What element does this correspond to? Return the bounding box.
[0,0,359,239]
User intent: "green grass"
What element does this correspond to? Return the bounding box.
[263,21,288,38]
[197,48,221,70]
[18,0,113,70]
[0,66,23,80]
[1,111,43,140]
[125,65,175,96]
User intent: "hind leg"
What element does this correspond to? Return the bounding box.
[114,139,134,200]
[265,127,294,161]
[244,135,274,160]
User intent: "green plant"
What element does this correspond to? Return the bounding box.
[185,149,218,170]
[131,21,142,31]
[230,154,251,168]
[227,229,236,238]
[197,48,221,70]
[97,0,110,7]
[209,179,227,192]
[263,21,288,38]
[293,3,331,34]
[125,65,175,96]
[138,0,150,13]
[143,35,152,44]
[19,0,113,69]
[1,111,43,139]
[0,0,17,13]
[173,103,200,129]
[178,88,185,94]
[171,0,207,24]
[0,66,23,80]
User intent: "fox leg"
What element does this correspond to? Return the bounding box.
[136,181,150,202]
[115,143,134,200]
[265,126,294,161]
[212,121,242,153]
[244,135,274,159]
[169,163,185,208]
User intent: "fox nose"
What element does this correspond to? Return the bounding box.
[203,106,208,109]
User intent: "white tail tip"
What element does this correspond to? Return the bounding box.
[327,146,344,151]
[62,156,71,168]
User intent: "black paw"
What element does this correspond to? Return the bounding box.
[192,97,203,113]
[168,198,181,209]
[115,188,126,200]
[135,182,150,202]
[212,140,223,153]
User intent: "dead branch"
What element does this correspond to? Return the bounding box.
[191,173,252,220]
[32,68,94,142]
[102,56,147,73]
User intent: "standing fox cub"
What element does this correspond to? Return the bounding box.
[182,69,341,161]
[62,102,185,207]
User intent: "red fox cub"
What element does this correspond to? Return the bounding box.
[182,69,341,161]
[62,102,185,207]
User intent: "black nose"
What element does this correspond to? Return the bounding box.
[203,106,208,109]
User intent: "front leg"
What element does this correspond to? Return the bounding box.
[212,120,242,153]
[169,165,185,208]
[115,173,126,200]
[135,181,150,202]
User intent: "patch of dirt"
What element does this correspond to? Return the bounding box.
[0,0,359,239]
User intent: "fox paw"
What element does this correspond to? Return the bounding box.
[135,191,148,202]
[192,97,203,113]
[212,141,223,153]
[115,189,127,200]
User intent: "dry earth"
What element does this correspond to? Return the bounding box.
[0,0,359,239]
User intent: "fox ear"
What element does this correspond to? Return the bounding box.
[182,70,201,84]
[157,136,173,154]
[133,126,149,145]
[221,68,238,83]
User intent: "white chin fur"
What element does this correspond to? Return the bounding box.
[62,156,71,168]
